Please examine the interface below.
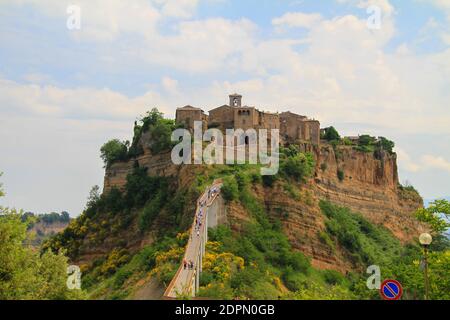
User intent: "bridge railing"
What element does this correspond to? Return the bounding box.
[163,180,222,299]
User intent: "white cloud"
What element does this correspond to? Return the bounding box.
[161,76,179,94]
[1,0,450,210]
[395,149,450,175]
[426,0,450,20]
[272,12,323,29]
[157,0,199,18]
[396,147,421,172]
[1,0,199,42]
[142,18,257,72]
[0,78,172,120]
[336,0,395,16]
[5,0,446,136]
[421,155,450,173]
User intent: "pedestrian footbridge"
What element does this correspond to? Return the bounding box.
[163,180,223,298]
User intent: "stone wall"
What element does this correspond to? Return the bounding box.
[258,111,280,130]
[175,106,207,131]
[280,111,306,141]
[208,105,234,130]
[303,120,320,145]
[233,107,258,130]
[207,194,227,228]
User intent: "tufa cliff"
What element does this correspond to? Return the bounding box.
[99,129,424,273]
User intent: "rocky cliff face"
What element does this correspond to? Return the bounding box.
[102,138,424,273]
[29,220,70,247]
[258,143,425,272]
[313,144,424,242]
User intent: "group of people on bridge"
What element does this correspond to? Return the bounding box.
[163,182,222,298]
[193,185,219,237]
[183,259,194,270]
[208,186,219,199]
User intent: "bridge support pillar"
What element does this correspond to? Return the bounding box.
[199,240,203,273]
[192,274,196,296]
[205,213,208,243]
[195,257,200,293]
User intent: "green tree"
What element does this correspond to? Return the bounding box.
[86,185,101,210]
[358,135,376,146]
[148,118,176,154]
[378,136,395,154]
[0,177,86,299]
[141,108,164,132]
[323,126,340,141]
[100,139,129,168]
[416,199,450,234]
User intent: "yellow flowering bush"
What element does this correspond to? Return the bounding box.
[202,241,244,282]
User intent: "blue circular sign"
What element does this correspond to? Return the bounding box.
[380,279,403,300]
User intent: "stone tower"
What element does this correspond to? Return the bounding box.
[229,93,242,107]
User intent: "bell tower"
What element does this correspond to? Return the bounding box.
[229,93,242,108]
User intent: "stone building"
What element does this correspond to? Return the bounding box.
[280,111,320,145]
[175,94,320,145]
[175,105,208,131]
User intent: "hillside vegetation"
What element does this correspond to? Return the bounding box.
[36,110,449,300]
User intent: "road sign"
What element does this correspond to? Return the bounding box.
[380,279,403,300]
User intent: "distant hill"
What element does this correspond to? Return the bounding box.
[25,211,71,247]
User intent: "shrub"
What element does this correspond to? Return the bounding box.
[221,176,239,202]
[322,270,345,286]
[262,174,277,187]
[125,167,168,208]
[285,251,310,274]
[323,126,340,141]
[320,200,402,266]
[100,139,129,168]
[359,135,376,146]
[100,248,130,275]
[102,187,125,214]
[283,183,300,201]
[398,182,421,202]
[148,118,176,154]
[138,192,164,232]
[318,231,335,251]
[281,152,315,182]
[282,266,307,291]
[249,171,262,184]
[141,108,164,132]
[342,137,353,145]
[113,269,133,289]
[230,266,264,290]
[199,271,215,286]
[378,136,395,154]
[282,144,301,157]
[320,163,327,172]
[337,169,344,181]
[235,172,251,191]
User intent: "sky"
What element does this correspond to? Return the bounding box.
[0,0,450,217]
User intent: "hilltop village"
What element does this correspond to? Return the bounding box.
[175,94,321,145]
